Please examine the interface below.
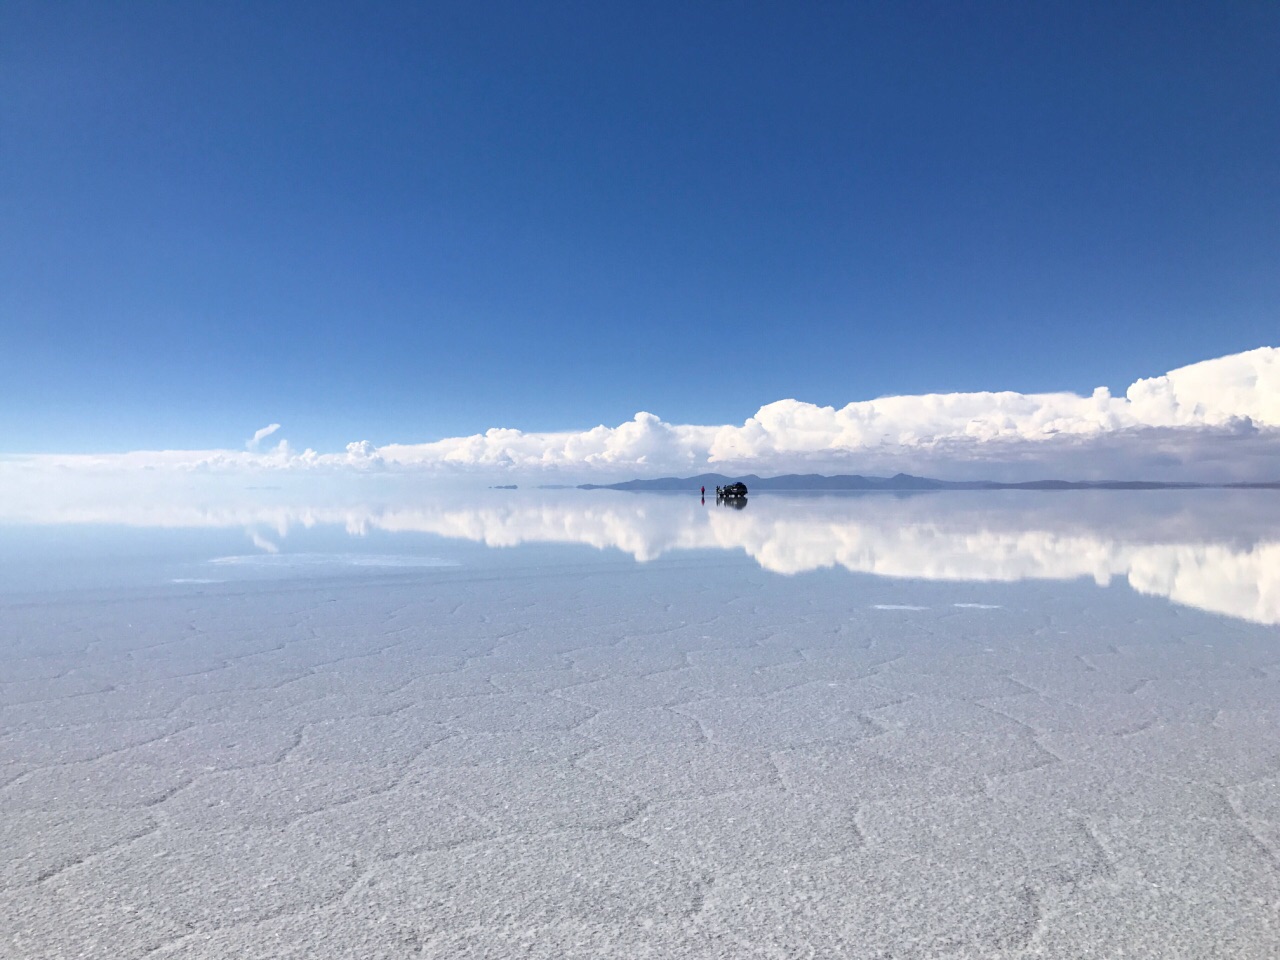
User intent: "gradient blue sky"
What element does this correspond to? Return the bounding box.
[3,1,1277,453]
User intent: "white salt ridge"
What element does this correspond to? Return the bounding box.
[954,602,1002,609]
[872,603,927,610]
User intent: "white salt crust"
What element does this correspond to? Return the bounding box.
[2,558,1279,958]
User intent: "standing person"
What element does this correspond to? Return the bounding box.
[700,485,705,496]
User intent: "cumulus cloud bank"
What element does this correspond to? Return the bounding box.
[9,346,1280,481]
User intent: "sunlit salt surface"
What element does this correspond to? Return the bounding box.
[2,483,1278,957]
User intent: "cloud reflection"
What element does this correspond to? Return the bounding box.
[4,481,1279,624]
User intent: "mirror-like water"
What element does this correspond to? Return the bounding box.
[2,484,1277,624]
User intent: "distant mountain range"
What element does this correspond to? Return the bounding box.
[579,473,1280,492]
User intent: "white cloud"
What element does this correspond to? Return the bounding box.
[703,346,1280,468]
[5,346,1279,481]
[246,423,281,450]
[318,345,1280,480]
[247,529,279,554]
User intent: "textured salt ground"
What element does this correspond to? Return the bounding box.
[2,559,1279,958]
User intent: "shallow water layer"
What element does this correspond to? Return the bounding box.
[2,488,1279,957]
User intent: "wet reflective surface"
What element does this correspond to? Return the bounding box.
[2,483,1278,624]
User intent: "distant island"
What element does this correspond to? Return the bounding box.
[579,473,1280,492]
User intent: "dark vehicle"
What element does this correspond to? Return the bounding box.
[715,482,748,499]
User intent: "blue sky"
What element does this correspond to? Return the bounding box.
[2,1,1277,455]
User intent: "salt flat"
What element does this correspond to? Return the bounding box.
[2,492,1279,958]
